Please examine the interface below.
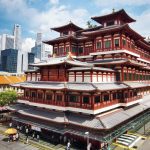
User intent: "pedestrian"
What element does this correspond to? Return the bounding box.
[13,134,16,141]
[37,134,39,142]
[8,135,10,142]
[16,132,19,141]
[32,132,35,140]
[26,135,29,144]
[9,122,12,127]
[66,141,71,150]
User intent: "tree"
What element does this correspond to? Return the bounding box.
[87,21,97,28]
[0,90,18,106]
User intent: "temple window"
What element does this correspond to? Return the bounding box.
[122,39,126,46]
[38,92,43,99]
[54,48,58,54]
[46,94,52,100]
[72,46,77,53]
[113,93,117,99]
[66,46,69,54]
[106,21,114,26]
[78,47,83,54]
[124,72,127,81]
[83,96,89,104]
[105,40,111,48]
[114,39,119,47]
[96,41,101,49]
[57,95,62,101]
[69,95,79,103]
[62,31,68,36]
[59,47,64,55]
[25,91,29,97]
[104,95,109,101]
[31,92,36,98]
[94,96,100,103]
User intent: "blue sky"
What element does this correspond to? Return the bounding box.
[0,0,150,51]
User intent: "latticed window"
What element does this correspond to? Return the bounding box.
[72,46,77,53]
[66,47,69,54]
[104,95,109,101]
[38,93,43,99]
[129,73,132,80]
[94,96,100,103]
[46,94,52,100]
[122,39,126,46]
[105,40,111,48]
[124,73,127,81]
[69,95,78,103]
[31,92,36,98]
[96,41,101,49]
[83,96,89,104]
[57,95,62,101]
[78,47,83,54]
[115,39,119,47]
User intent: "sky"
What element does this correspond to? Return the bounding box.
[0,0,150,51]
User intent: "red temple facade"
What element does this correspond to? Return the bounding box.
[9,9,150,149]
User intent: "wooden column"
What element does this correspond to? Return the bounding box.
[120,33,123,49]
[111,34,114,50]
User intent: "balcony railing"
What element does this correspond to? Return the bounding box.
[18,95,143,111]
[124,95,142,103]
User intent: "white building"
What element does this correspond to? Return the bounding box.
[13,24,22,50]
[1,34,15,50]
[32,33,52,61]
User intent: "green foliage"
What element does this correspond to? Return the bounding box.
[87,21,97,28]
[0,90,18,106]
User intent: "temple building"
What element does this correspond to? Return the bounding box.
[8,9,150,149]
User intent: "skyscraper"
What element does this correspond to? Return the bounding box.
[1,34,15,50]
[35,32,42,46]
[13,24,22,50]
[31,32,52,61]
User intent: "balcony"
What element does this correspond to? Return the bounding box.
[124,95,142,103]
[94,100,119,110]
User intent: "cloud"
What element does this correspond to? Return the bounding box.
[49,0,59,5]
[94,0,150,7]
[0,0,89,39]
[131,10,150,37]
[22,38,35,52]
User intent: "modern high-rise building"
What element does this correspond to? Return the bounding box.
[31,33,52,61]
[1,49,18,73]
[28,52,35,70]
[1,34,15,50]
[35,32,42,46]
[13,24,22,50]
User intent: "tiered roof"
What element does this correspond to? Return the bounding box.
[30,56,93,67]
[51,22,83,32]
[91,9,136,24]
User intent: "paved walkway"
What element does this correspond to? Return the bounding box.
[0,124,77,150]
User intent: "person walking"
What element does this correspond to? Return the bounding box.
[66,141,71,150]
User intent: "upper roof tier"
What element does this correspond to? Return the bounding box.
[30,55,93,67]
[91,9,136,25]
[51,22,83,32]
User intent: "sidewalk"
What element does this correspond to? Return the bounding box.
[0,124,70,150]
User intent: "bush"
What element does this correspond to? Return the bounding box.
[0,90,18,106]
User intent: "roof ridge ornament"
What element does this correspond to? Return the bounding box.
[112,8,115,13]
[67,52,74,61]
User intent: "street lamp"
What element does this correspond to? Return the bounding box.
[85,131,89,150]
